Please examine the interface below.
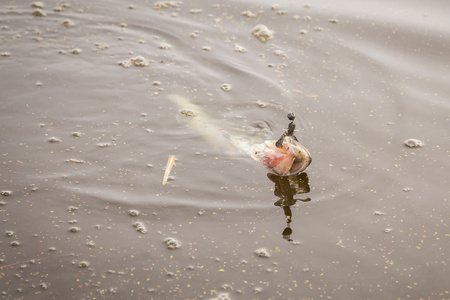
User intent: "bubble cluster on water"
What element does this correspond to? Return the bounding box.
[221,83,232,92]
[39,283,48,290]
[190,31,199,38]
[93,43,109,52]
[69,226,80,233]
[159,42,172,50]
[48,137,61,143]
[119,56,149,68]
[133,221,147,233]
[254,248,271,258]
[31,1,44,8]
[234,44,247,53]
[190,9,203,14]
[1,190,12,196]
[373,211,385,216]
[61,19,76,28]
[404,138,424,148]
[164,237,181,249]
[210,292,232,300]
[256,100,268,108]
[153,1,181,10]
[11,241,20,247]
[241,10,256,18]
[179,109,197,117]
[78,261,90,268]
[68,206,78,212]
[32,9,46,17]
[252,24,274,42]
[128,209,140,216]
[97,142,111,148]
[71,48,82,54]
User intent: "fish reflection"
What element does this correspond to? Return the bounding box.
[267,172,311,242]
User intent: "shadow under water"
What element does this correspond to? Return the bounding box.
[267,172,311,242]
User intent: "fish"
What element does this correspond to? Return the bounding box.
[253,136,312,176]
[169,94,311,176]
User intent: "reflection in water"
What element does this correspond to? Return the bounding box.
[267,172,311,242]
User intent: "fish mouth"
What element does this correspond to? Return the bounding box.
[253,136,311,176]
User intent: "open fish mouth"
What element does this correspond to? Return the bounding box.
[253,136,312,176]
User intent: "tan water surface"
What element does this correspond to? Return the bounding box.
[0,0,449,299]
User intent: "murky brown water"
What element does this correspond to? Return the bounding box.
[1,0,449,299]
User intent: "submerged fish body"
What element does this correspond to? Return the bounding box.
[253,136,311,176]
[169,94,261,157]
[170,94,311,175]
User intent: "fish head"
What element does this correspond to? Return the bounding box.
[254,136,311,176]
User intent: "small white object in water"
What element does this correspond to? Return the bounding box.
[61,19,76,28]
[256,100,267,108]
[209,292,231,300]
[242,10,256,18]
[164,237,181,249]
[179,109,197,117]
[31,1,45,8]
[93,43,109,52]
[404,138,424,148]
[118,55,149,68]
[189,8,203,14]
[71,48,82,54]
[221,83,232,91]
[234,44,247,53]
[154,1,181,9]
[32,9,46,17]
[159,42,171,50]
[254,248,271,258]
[252,24,274,42]
[373,211,385,216]
[133,221,147,233]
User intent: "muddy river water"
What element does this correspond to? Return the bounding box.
[0,0,449,299]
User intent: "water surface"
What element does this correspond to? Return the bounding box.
[0,0,449,299]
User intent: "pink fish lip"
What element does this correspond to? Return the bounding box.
[254,136,311,176]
